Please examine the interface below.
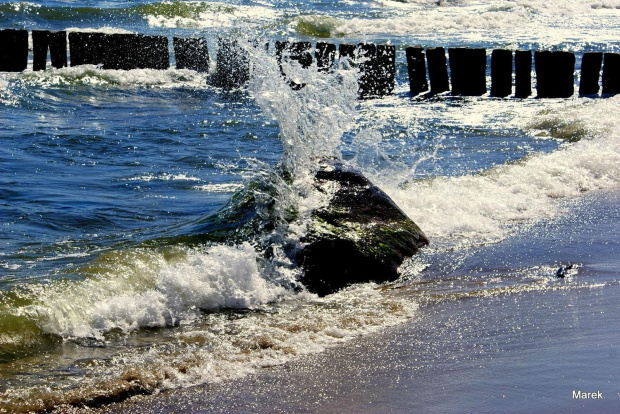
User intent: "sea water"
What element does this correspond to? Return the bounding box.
[0,1,619,412]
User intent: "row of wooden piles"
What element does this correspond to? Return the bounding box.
[2,29,619,98]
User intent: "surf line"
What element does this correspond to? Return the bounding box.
[1,28,619,99]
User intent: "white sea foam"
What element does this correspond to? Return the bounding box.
[135,283,419,389]
[381,97,620,245]
[291,0,620,46]
[1,281,420,410]
[124,173,203,182]
[65,27,135,35]
[193,183,245,192]
[17,66,209,89]
[144,2,281,29]
[16,243,290,339]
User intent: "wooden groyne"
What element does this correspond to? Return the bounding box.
[1,28,619,99]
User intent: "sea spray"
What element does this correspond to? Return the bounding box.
[246,40,359,178]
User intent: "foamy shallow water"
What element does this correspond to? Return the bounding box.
[1,0,620,411]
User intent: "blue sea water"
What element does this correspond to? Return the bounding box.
[1,0,620,411]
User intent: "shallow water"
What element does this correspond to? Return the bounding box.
[1,0,620,411]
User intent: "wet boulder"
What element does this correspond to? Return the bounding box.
[296,158,428,296]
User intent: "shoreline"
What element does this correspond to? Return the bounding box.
[61,189,620,414]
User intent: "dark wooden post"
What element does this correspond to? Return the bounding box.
[213,38,250,88]
[137,35,169,70]
[426,47,449,95]
[578,52,603,96]
[405,47,428,96]
[602,53,620,96]
[315,42,336,72]
[448,48,486,96]
[534,51,575,98]
[69,32,107,66]
[33,30,50,71]
[338,43,356,65]
[514,50,532,98]
[0,29,28,72]
[105,34,169,70]
[102,34,137,70]
[276,41,312,90]
[33,30,67,71]
[276,41,312,67]
[376,44,395,96]
[490,49,512,98]
[173,37,209,72]
[49,31,68,70]
[358,43,378,99]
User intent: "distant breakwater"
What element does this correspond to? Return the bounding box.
[1,28,619,99]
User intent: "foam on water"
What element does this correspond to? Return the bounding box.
[143,1,282,29]
[193,183,245,193]
[65,27,134,34]
[14,66,209,89]
[5,243,289,342]
[291,0,620,47]
[123,173,203,183]
[378,97,620,245]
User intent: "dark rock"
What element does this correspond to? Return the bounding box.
[159,158,427,296]
[555,263,580,278]
[295,158,428,296]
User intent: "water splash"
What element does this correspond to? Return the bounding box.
[246,41,359,179]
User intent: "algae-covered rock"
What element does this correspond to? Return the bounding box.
[296,158,428,296]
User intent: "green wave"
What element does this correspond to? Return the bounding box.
[0,292,60,363]
[294,15,346,38]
